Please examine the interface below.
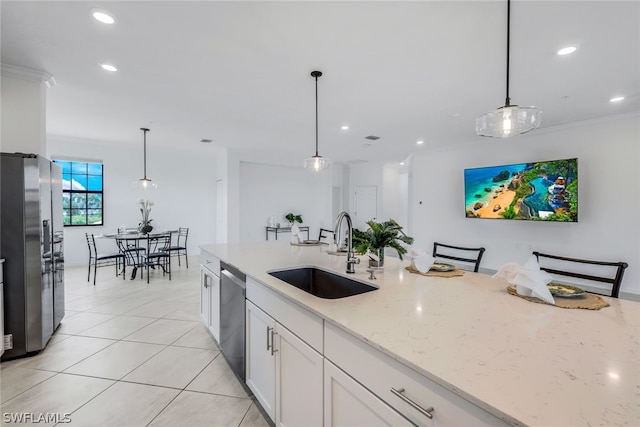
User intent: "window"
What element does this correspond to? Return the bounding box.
[54,160,104,226]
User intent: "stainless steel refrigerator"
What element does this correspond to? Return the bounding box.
[1,153,65,360]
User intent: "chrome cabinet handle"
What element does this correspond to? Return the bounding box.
[203,275,209,288]
[266,326,273,351]
[270,330,278,356]
[390,387,434,419]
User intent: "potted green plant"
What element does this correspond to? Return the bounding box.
[352,219,414,267]
[285,213,303,227]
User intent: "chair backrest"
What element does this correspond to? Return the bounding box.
[432,242,486,273]
[85,233,97,257]
[177,227,189,246]
[148,233,172,253]
[533,251,628,298]
[318,228,334,243]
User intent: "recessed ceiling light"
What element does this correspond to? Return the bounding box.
[557,46,577,56]
[399,162,405,166]
[99,63,118,72]
[91,8,115,24]
[341,125,349,130]
[610,96,625,103]
[416,140,424,145]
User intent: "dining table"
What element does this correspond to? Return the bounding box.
[98,230,177,279]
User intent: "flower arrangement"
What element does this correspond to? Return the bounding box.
[138,198,154,233]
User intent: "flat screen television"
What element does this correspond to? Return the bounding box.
[464,158,578,222]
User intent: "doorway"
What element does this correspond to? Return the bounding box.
[353,186,377,230]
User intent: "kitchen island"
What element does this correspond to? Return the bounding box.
[201,242,639,426]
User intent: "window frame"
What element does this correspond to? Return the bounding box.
[54,159,104,227]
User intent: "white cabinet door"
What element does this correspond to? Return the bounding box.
[246,300,276,422]
[324,359,413,427]
[208,272,220,343]
[275,322,323,427]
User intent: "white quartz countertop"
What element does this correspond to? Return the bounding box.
[201,242,639,426]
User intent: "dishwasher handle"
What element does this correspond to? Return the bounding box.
[221,269,246,289]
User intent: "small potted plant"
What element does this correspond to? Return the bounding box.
[285,213,303,227]
[352,219,414,268]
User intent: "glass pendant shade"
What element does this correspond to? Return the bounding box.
[304,155,330,171]
[476,105,542,138]
[476,0,541,138]
[135,178,157,190]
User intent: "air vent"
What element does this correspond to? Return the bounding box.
[364,135,380,141]
[200,139,213,143]
[3,334,13,350]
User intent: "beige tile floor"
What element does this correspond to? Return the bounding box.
[0,260,271,427]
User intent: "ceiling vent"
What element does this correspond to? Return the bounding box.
[200,138,213,143]
[364,135,380,141]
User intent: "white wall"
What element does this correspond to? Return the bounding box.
[238,162,332,243]
[408,114,640,296]
[1,67,49,155]
[47,136,220,267]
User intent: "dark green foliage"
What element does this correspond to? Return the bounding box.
[352,219,414,260]
[285,213,303,224]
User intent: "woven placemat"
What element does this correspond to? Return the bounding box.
[405,265,465,278]
[506,286,609,310]
[326,250,348,256]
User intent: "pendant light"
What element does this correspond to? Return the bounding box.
[476,0,542,138]
[134,127,157,189]
[304,70,331,171]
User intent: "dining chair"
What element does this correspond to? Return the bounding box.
[142,233,172,283]
[317,228,334,244]
[166,227,189,267]
[533,251,628,298]
[432,242,486,273]
[85,233,125,286]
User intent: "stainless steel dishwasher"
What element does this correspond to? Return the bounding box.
[219,261,246,381]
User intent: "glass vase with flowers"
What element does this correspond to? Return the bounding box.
[138,198,154,234]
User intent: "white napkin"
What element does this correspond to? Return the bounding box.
[409,247,427,257]
[493,255,555,304]
[412,254,435,273]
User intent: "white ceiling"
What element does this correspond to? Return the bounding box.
[2,1,639,166]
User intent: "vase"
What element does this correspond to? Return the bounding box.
[368,248,384,269]
[139,224,153,234]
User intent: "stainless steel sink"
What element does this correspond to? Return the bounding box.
[268,267,378,299]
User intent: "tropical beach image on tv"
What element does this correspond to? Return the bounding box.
[464,158,578,222]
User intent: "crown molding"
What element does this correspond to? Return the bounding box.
[1,64,57,88]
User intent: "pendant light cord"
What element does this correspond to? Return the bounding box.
[505,0,511,107]
[141,127,149,179]
[314,73,319,157]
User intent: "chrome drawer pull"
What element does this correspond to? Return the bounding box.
[266,326,273,351]
[390,387,434,419]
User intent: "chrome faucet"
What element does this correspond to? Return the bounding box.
[334,211,360,274]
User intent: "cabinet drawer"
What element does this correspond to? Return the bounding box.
[247,277,323,353]
[325,323,511,427]
[200,251,220,275]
